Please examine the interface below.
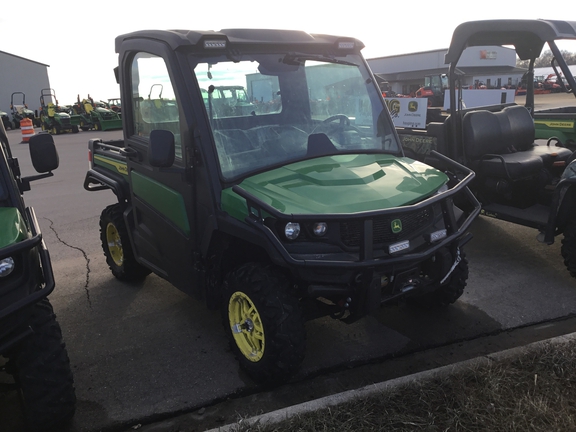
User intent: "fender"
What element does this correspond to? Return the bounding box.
[544,161,576,242]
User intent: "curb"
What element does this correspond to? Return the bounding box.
[205,332,576,432]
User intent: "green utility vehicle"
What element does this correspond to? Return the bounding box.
[534,108,576,147]
[1,110,13,131]
[396,19,576,277]
[107,98,122,115]
[10,92,40,128]
[0,123,76,429]
[39,88,79,135]
[84,29,480,383]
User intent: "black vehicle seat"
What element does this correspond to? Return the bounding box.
[462,109,543,179]
[501,105,572,165]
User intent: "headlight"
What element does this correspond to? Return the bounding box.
[0,257,15,277]
[284,222,301,240]
[312,222,328,236]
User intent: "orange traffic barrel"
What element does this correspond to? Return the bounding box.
[20,118,35,143]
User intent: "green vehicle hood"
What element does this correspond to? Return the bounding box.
[0,207,28,248]
[222,154,448,219]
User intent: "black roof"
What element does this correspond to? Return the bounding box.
[115,29,364,53]
[445,19,576,64]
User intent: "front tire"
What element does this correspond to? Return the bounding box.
[99,204,151,281]
[222,263,306,384]
[7,298,76,432]
[412,249,468,307]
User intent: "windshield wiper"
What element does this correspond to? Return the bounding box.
[282,53,358,67]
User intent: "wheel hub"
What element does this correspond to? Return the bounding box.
[228,291,264,362]
[106,223,124,267]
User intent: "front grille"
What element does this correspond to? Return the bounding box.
[340,206,433,247]
[61,118,71,125]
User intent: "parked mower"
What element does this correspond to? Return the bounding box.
[10,92,40,128]
[39,89,79,135]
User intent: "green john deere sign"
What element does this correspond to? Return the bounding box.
[391,219,402,233]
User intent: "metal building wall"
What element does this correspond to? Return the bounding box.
[0,51,51,125]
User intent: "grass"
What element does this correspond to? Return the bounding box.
[226,340,576,432]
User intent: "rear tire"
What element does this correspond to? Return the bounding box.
[561,219,576,277]
[99,204,151,281]
[222,263,306,384]
[8,298,76,432]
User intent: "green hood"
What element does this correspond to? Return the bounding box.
[0,207,28,248]
[222,154,448,219]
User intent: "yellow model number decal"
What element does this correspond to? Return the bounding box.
[94,155,128,175]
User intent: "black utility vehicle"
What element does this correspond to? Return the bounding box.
[398,19,576,277]
[84,28,480,383]
[0,123,76,430]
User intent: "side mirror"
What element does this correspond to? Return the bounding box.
[149,130,175,168]
[29,133,59,173]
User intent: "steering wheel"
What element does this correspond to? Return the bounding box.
[322,114,351,125]
[313,114,365,146]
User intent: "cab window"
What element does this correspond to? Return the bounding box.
[130,53,182,158]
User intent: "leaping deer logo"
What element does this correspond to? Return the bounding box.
[391,219,402,234]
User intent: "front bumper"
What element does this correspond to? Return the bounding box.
[0,207,55,353]
[233,151,480,271]
[232,152,480,317]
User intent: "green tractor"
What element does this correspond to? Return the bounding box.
[10,92,40,128]
[71,95,95,131]
[39,89,79,135]
[84,95,122,131]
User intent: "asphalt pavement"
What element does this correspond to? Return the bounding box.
[2,93,576,432]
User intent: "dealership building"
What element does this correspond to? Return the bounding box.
[367,45,527,96]
[0,50,51,122]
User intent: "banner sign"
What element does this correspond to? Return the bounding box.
[384,98,427,129]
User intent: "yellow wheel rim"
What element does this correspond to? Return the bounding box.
[106,222,124,267]
[228,291,265,362]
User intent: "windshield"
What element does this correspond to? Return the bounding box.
[193,53,399,181]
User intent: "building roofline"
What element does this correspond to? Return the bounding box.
[0,50,49,67]
[367,48,448,61]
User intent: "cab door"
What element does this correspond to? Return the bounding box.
[123,49,197,293]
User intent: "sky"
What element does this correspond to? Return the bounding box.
[1,1,573,104]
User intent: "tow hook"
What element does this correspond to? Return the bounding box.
[441,247,461,284]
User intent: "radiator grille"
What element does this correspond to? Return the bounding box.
[340,207,433,247]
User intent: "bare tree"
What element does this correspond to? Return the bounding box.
[517,50,576,68]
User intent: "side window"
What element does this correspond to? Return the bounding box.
[131,53,182,158]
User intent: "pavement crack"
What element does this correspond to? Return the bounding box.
[44,217,92,309]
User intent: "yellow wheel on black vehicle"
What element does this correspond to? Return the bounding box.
[99,204,151,281]
[222,262,306,384]
[228,291,265,362]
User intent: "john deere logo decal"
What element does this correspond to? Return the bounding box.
[391,219,402,233]
[408,101,418,112]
